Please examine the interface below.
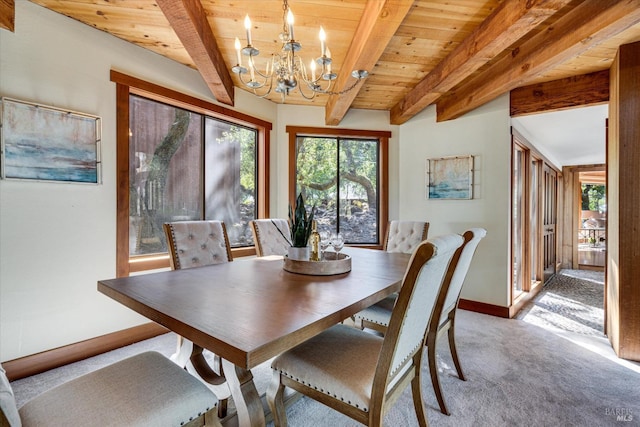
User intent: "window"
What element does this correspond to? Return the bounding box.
[287,126,389,247]
[113,71,271,276]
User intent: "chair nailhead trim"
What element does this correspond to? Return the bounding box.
[280,371,368,411]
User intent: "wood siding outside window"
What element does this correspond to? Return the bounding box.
[112,71,271,276]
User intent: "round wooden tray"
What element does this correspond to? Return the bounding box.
[283,252,351,276]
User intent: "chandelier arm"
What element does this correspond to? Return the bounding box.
[304,76,333,93]
[250,55,275,80]
[237,71,266,90]
[296,81,318,100]
[244,71,275,99]
[252,86,275,99]
[262,73,276,97]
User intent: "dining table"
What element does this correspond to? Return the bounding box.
[97,246,411,427]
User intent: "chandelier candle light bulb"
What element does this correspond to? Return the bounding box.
[319,26,326,57]
[235,37,242,66]
[287,9,295,40]
[325,48,332,76]
[244,15,252,46]
[249,57,255,81]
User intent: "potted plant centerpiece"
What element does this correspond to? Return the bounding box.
[288,193,316,260]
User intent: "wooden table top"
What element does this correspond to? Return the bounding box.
[98,247,410,369]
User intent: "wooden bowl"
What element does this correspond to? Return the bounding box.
[283,252,351,275]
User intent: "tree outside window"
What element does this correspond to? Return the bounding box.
[293,133,383,245]
[130,95,258,256]
[113,72,272,275]
[581,183,606,213]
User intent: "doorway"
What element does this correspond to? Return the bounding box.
[577,170,606,270]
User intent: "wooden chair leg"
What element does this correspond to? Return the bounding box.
[427,330,450,416]
[352,315,365,329]
[266,372,288,427]
[217,399,228,419]
[448,313,466,381]
[411,367,429,427]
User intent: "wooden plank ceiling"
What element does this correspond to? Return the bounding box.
[23,0,640,125]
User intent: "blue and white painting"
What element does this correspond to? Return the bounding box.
[1,98,100,183]
[428,156,473,199]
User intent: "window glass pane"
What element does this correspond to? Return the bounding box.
[530,159,540,282]
[339,139,378,244]
[129,95,202,256]
[295,136,338,234]
[295,136,379,244]
[512,147,525,295]
[204,118,257,247]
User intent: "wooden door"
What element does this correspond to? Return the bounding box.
[543,164,558,282]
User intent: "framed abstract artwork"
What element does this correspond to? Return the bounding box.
[426,155,473,199]
[0,97,101,184]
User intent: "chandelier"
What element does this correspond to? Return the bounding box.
[231,0,369,102]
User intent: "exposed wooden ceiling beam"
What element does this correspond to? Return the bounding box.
[510,70,609,117]
[324,0,414,126]
[390,0,573,125]
[157,0,234,106]
[580,170,606,184]
[0,0,15,32]
[436,0,640,122]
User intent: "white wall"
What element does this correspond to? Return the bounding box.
[0,2,276,361]
[397,99,512,306]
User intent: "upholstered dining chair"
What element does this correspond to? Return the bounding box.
[383,220,429,253]
[267,234,464,427]
[350,219,429,329]
[354,228,486,415]
[163,220,233,270]
[163,220,233,416]
[1,351,220,427]
[250,219,291,257]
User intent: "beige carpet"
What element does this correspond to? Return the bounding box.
[11,300,640,426]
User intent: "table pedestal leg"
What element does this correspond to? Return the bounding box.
[171,337,231,417]
[222,358,265,427]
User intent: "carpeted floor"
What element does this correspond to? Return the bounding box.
[10,269,640,426]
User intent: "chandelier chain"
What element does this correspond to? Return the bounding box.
[282,0,289,36]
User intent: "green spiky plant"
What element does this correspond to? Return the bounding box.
[288,193,316,247]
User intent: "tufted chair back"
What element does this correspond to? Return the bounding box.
[383,220,429,253]
[383,234,462,383]
[163,220,233,270]
[439,227,487,321]
[250,219,291,257]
